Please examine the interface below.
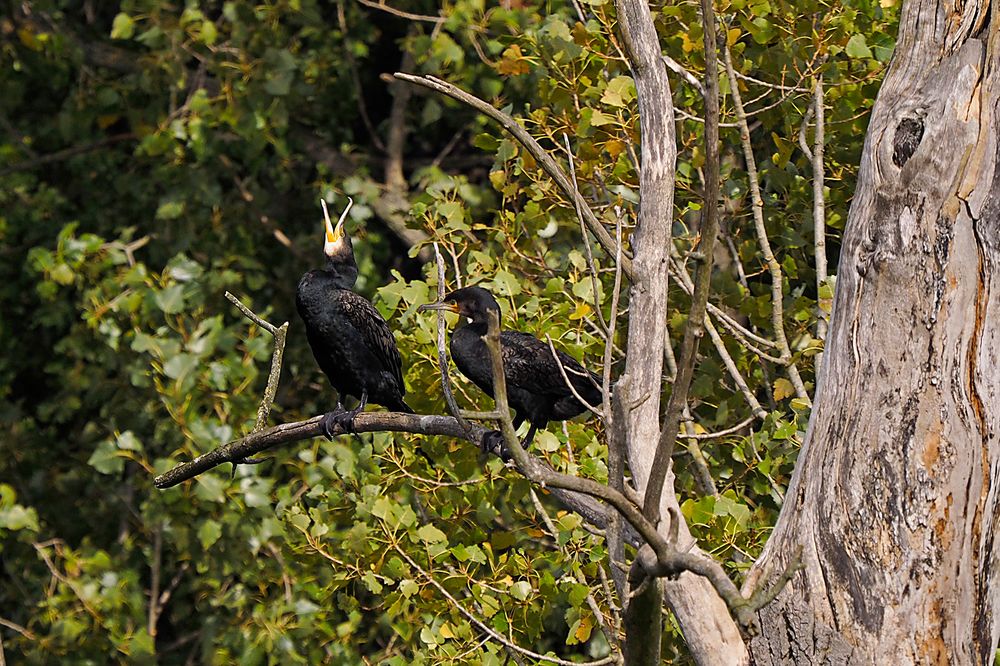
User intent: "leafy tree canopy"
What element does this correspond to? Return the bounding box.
[1,0,897,662]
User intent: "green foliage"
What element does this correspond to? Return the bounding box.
[1,0,898,663]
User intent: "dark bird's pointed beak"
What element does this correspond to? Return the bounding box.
[418,301,459,313]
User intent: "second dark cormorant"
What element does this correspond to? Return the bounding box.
[296,199,412,436]
[419,286,602,457]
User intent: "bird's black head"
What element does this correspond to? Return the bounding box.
[419,285,500,325]
[321,198,358,288]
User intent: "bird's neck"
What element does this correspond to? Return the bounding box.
[323,258,358,290]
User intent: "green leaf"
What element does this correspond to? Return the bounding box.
[155,285,186,313]
[194,474,227,503]
[155,199,185,220]
[399,579,419,597]
[416,524,447,543]
[0,504,39,532]
[198,519,222,550]
[110,13,135,40]
[510,580,532,601]
[846,34,873,59]
[589,109,615,126]
[163,353,198,381]
[88,440,124,475]
[534,430,560,453]
[601,76,635,108]
[490,270,522,297]
[50,263,75,285]
[117,431,143,451]
[773,419,797,440]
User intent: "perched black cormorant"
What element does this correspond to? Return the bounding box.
[296,199,412,436]
[419,286,601,456]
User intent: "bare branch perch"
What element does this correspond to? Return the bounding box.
[153,412,480,488]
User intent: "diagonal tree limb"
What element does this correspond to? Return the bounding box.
[392,73,632,279]
[642,2,723,525]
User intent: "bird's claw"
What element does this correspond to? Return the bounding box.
[481,430,512,462]
[321,407,360,439]
[230,456,267,478]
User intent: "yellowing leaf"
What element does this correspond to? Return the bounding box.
[439,622,455,639]
[773,377,795,401]
[569,302,591,320]
[727,28,741,46]
[574,614,594,643]
[498,44,530,76]
[605,139,625,157]
[681,32,696,53]
[489,170,506,190]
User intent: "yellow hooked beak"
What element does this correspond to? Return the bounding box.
[322,197,353,256]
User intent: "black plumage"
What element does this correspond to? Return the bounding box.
[420,286,601,456]
[296,199,412,436]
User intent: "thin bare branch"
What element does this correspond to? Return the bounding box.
[682,416,719,498]
[662,55,704,95]
[225,291,289,456]
[810,76,829,344]
[685,415,755,440]
[393,73,631,278]
[563,133,609,334]
[0,618,34,640]
[356,0,445,23]
[225,291,278,336]
[544,334,605,420]
[147,525,162,638]
[722,45,810,404]
[431,242,472,435]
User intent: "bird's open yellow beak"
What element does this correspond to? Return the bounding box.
[322,197,353,255]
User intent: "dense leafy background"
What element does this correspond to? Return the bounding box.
[1,0,898,663]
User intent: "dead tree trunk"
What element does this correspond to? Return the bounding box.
[743,0,1000,662]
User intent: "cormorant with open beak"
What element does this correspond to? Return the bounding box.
[296,199,412,436]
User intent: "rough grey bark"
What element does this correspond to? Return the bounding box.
[743,0,1000,662]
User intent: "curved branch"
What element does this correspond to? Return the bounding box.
[393,73,632,279]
